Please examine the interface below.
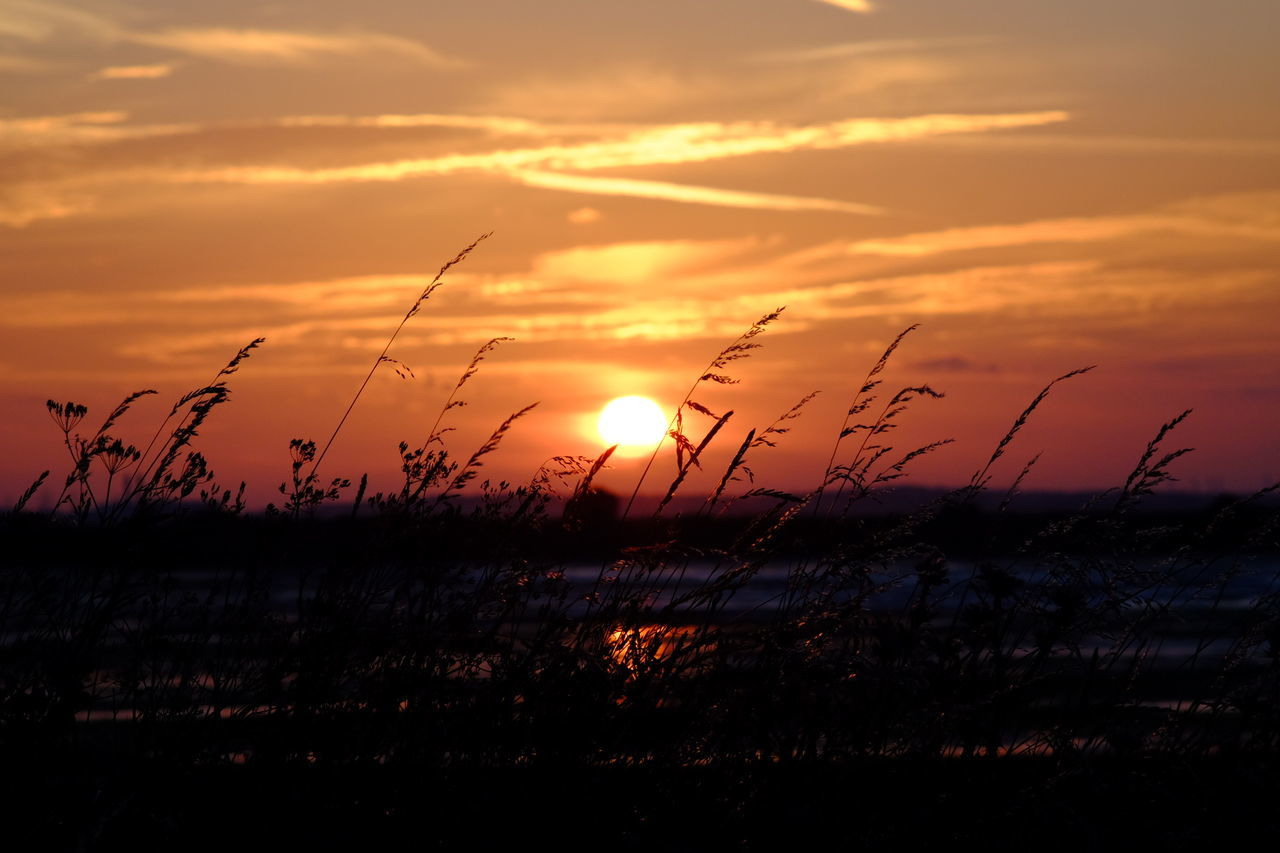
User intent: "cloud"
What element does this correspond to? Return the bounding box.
[771,261,1107,322]
[0,53,58,73]
[1165,192,1280,230]
[846,197,1280,257]
[0,109,127,131]
[0,4,461,70]
[0,110,547,153]
[483,49,975,123]
[0,110,194,149]
[482,66,726,121]
[850,217,1183,257]
[150,111,1068,185]
[754,38,978,64]
[152,274,439,310]
[0,107,1067,172]
[532,238,768,284]
[0,237,767,347]
[343,261,1260,350]
[0,0,120,42]
[904,133,1280,157]
[90,63,175,80]
[813,0,876,13]
[567,207,602,224]
[276,113,548,136]
[0,182,92,226]
[512,170,885,215]
[127,27,464,69]
[0,108,1070,227]
[5,225,1275,372]
[906,356,1000,374]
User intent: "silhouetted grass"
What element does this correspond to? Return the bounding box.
[3,238,1278,849]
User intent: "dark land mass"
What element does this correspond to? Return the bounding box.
[3,492,1278,849]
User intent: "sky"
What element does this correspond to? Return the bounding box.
[2,0,1278,508]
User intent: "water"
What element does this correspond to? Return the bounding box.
[555,554,1280,620]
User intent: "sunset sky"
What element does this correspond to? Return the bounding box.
[3,0,1278,507]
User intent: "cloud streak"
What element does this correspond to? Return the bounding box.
[753,37,984,64]
[105,261,1273,362]
[276,113,550,135]
[0,183,91,227]
[90,63,175,80]
[0,0,120,42]
[814,0,876,14]
[0,111,194,150]
[512,170,885,215]
[5,210,1276,375]
[127,28,464,69]
[846,202,1280,256]
[0,3,461,69]
[905,133,1280,156]
[0,108,1070,222]
[151,111,1069,184]
[0,110,549,152]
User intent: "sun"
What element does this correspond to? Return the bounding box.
[597,395,668,449]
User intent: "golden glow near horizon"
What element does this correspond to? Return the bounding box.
[1,0,1278,502]
[606,625,707,678]
[597,395,669,452]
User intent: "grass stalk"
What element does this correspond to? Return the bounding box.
[308,232,491,481]
[623,307,784,519]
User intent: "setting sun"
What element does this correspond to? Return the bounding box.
[597,395,668,449]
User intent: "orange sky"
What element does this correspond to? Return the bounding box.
[2,0,1278,507]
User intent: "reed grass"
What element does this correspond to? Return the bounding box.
[3,239,1278,847]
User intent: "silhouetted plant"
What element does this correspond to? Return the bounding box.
[3,240,1278,850]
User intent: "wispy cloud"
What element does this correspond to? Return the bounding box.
[151,111,1068,185]
[0,110,127,132]
[754,38,983,64]
[531,238,771,284]
[482,66,726,121]
[0,108,1070,224]
[0,108,1068,164]
[846,197,1280,257]
[0,110,194,149]
[0,110,548,151]
[904,133,1280,156]
[0,0,120,42]
[0,3,461,69]
[89,63,175,80]
[133,261,1266,358]
[127,28,464,69]
[906,356,1000,375]
[0,181,92,226]
[813,0,876,14]
[0,53,58,73]
[13,257,1270,358]
[512,170,885,215]
[5,226,1275,371]
[566,207,602,224]
[276,113,549,135]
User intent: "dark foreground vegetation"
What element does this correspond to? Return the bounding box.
[4,240,1278,848]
